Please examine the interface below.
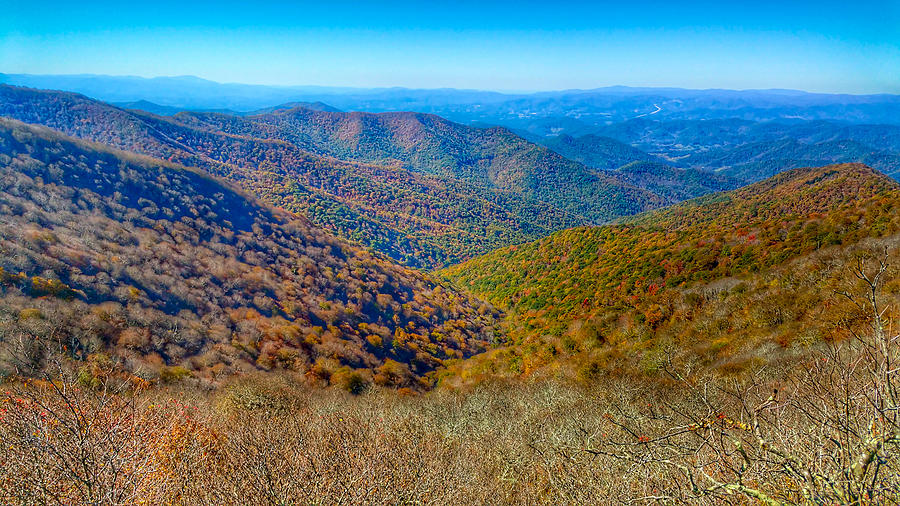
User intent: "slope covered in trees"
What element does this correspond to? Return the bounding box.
[440,163,900,382]
[174,105,674,222]
[0,85,671,268]
[0,118,499,389]
[539,133,664,170]
[588,118,900,182]
[612,161,738,202]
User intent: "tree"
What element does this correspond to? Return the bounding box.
[592,250,900,504]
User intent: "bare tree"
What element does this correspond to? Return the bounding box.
[0,359,174,505]
[590,250,900,504]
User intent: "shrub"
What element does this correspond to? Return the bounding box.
[159,365,191,383]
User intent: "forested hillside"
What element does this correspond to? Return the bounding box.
[539,133,664,170]
[612,161,738,202]
[590,118,900,181]
[5,85,900,506]
[0,85,673,268]
[440,163,900,383]
[0,118,498,389]
[173,106,673,225]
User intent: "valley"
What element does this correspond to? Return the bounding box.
[0,85,671,269]
[440,163,900,383]
[0,118,499,389]
[1,77,900,504]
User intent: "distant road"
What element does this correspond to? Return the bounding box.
[634,103,662,118]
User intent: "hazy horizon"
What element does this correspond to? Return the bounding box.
[2,0,898,94]
[5,72,900,97]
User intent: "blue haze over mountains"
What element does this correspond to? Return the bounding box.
[3,72,899,184]
[3,73,900,124]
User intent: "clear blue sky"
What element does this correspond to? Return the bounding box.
[1,0,898,93]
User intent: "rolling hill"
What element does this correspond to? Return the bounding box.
[5,74,900,125]
[439,163,900,383]
[174,106,689,220]
[539,133,665,170]
[514,118,900,185]
[0,85,674,268]
[0,118,499,389]
[612,161,738,202]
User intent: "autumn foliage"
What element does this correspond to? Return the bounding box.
[0,119,497,388]
[441,163,900,382]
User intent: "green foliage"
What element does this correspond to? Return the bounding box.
[441,163,900,381]
[0,118,498,388]
[541,134,663,170]
[0,85,668,269]
[158,366,191,383]
[614,161,738,202]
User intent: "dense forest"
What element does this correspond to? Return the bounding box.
[582,118,900,181]
[0,85,693,268]
[611,161,738,202]
[176,106,680,215]
[0,118,499,389]
[540,133,666,170]
[440,163,900,383]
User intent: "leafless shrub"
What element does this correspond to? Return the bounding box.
[589,250,900,504]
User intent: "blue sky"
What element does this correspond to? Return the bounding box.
[1,0,898,93]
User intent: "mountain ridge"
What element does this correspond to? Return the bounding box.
[0,117,498,388]
[0,84,681,268]
[439,162,900,382]
[4,73,898,124]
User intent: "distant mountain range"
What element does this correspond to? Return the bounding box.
[3,73,900,125]
[578,118,900,181]
[113,99,343,117]
[3,81,897,271]
[517,118,900,183]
